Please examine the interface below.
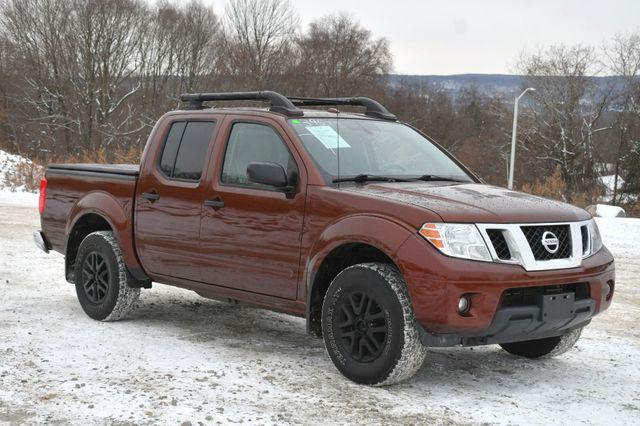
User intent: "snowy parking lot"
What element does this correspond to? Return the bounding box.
[1,193,639,425]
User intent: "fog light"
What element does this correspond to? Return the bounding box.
[457,295,471,314]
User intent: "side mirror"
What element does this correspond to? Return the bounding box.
[247,161,291,191]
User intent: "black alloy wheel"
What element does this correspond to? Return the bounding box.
[81,251,110,304]
[74,231,141,321]
[336,291,388,362]
[321,263,427,385]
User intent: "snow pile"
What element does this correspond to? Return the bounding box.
[586,204,626,218]
[598,174,637,203]
[598,175,624,196]
[0,149,44,194]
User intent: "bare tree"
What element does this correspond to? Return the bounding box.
[604,32,640,204]
[174,0,221,93]
[137,2,183,122]
[1,0,148,154]
[68,0,147,150]
[222,0,299,88]
[2,0,77,154]
[293,13,391,97]
[517,44,614,194]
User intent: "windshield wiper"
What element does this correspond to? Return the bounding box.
[413,174,468,183]
[332,174,411,183]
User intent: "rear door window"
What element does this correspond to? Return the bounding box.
[159,121,215,181]
[173,122,216,180]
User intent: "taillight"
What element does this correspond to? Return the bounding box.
[39,178,47,215]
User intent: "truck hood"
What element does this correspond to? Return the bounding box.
[343,182,591,223]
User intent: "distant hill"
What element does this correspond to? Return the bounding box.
[388,74,523,98]
[387,74,625,100]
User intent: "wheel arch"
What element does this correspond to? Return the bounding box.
[64,191,147,284]
[65,212,114,282]
[304,214,414,336]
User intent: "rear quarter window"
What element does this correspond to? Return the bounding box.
[159,122,186,176]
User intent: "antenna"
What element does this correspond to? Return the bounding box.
[335,72,340,186]
[336,107,340,187]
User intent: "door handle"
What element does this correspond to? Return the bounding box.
[142,191,160,202]
[204,198,224,209]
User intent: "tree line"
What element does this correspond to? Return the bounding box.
[0,0,638,210]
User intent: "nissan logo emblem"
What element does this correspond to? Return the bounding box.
[541,231,560,254]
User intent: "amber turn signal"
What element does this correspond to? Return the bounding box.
[418,223,444,249]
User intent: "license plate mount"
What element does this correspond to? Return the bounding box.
[541,292,575,320]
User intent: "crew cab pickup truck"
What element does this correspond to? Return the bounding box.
[35,91,615,385]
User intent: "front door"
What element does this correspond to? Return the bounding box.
[199,118,305,299]
[135,119,217,282]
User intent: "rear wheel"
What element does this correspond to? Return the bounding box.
[499,328,583,359]
[321,263,426,386]
[74,231,140,321]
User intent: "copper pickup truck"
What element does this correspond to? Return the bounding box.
[35,91,615,385]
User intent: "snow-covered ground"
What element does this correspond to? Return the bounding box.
[0,194,639,425]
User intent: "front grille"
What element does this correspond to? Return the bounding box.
[487,229,511,260]
[521,225,572,260]
[500,283,590,308]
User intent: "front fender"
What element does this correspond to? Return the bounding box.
[303,214,415,298]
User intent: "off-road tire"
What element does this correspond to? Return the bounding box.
[499,328,583,359]
[74,231,140,321]
[321,262,427,386]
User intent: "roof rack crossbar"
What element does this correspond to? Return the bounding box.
[286,96,397,121]
[179,91,304,117]
[179,91,397,120]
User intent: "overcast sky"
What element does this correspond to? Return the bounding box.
[207,0,640,75]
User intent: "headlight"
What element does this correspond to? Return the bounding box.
[584,219,603,257]
[419,223,491,262]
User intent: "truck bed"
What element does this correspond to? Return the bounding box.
[42,163,139,258]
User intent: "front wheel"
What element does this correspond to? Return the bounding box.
[500,328,583,359]
[74,231,140,321]
[321,263,427,386]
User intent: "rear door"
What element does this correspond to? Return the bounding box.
[198,116,306,299]
[135,118,217,281]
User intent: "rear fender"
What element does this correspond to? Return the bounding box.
[65,191,145,281]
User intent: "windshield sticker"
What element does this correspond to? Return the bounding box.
[306,125,350,149]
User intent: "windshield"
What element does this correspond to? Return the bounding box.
[288,118,473,182]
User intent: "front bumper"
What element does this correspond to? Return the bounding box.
[419,296,596,347]
[396,235,615,344]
